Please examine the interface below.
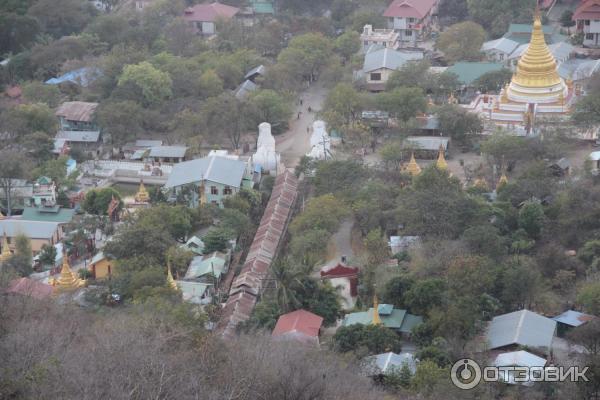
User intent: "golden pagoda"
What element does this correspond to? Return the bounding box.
[372,294,382,325]
[0,231,11,263]
[134,180,150,203]
[473,178,488,190]
[435,145,447,170]
[496,173,509,190]
[505,10,567,104]
[407,153,421,176]
[167,262,178,290]
[54,253,84,294]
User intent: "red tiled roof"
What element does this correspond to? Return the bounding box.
[6,277,53,299]
[383,0,437,19]
[183,2,240,22]
[574,0,600,20]
[272,309,323,339]
[320,263,359,278]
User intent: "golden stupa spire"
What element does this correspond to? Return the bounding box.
[436,145,447,170]
[497,173,509,190]
[407,153,422,176]
[54,252,84,294]
[474,177,488,190]
[135,180,150,203]
[167,262,177,290]
[372,294,382,325]
[0,231,11,263]
[511,11,561,89]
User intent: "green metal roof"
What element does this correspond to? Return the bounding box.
[21,206,75,224]
[252,1,274,14]
[507,23,555,35]
[185,252,227,280]
[446,62,505,85]
[343,304,422,332]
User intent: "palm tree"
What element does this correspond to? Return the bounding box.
[271,259,305,312]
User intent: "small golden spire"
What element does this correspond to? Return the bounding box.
[436,144,447,170]
[407,153,421,176]
[448,92,457,104]
[427,95,434,107]
[497,173,509,190]
[372,294,382,325]
[0,231,11,263]
[54,252,84,294]
[473,177,488,190]
[167,262,178,290]
[135,180,150,203]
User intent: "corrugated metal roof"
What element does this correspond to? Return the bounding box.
[272,309,323,338]
[0,219,60,239]
[446,62,505,85]
[405,136,449,151]
[363,48,423,73]
[487,310,556,351]
[366,352,417,374]
[55,101,98,122]
[56,130,101,143]
[185,252,227,279]
[182,2,239,22]
[552,310,596,327]
[494,350,546,368]
[148,146,187,158]
[21,206,75,223]
[164,156,247,189]
[383,0,437,19]
[481,38,519,55]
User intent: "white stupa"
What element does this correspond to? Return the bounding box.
[306,120,331,160]
[252,122,281,174]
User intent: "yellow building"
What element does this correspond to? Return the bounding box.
[89,252,113,280]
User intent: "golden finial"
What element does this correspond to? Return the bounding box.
[372,294,382,325]
[134,179,150,203]
[167,262,178,290]
[0,231,11,263]
[474,177,488,190]
[407,153,421,176]
[54,251,84,294]
[436,144,447,170]
[497,173,509,190]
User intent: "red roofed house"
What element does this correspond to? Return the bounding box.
[383,0,439,44]
[6,277,54,299]
[183,2,240,36]
[320,262,359,310]
[272,309,324,346]
[574,0,600,47]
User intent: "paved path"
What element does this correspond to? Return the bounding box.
[324,218,355,268]
[276,82,328,168]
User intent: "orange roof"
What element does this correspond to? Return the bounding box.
[272,309,323,339]
[5,85,22,98]
[574,0,600,20]
[183,2,239,22]
[383,0,437,19]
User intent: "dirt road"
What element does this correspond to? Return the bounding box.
[276,82,328,168]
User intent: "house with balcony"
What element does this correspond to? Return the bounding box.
[55,101,102,152]
[359,46,424,91]
[383,0,439,44]
[360,25,399,52]
[574,0,600,47]
[182,2,240,36]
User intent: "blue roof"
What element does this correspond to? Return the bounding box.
[164,155,247,189]
[45,67,102,87]
[552,310,595,327]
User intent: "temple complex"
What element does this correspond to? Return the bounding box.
[467,10,574,135]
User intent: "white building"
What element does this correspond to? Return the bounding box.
[252,122,281,174]
[360,25,399,52]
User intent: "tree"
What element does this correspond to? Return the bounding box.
[438,0,469,26]
[334,31,360,62]
[573,91,600,127]
[289,194,350,235]
[436,104,482,145]
[202,228,231,254]
[0,13,39,54]
[83,188,122,216]
[117,61,172,106]
[21,81,60,108]
[560,10,575,32]
[436,21,486,63]
[3,234,33,276]
[466,0,536,38]
[323,83,364,127]
[96,100,145,146]
[247,90,292,133]
[38,243,57,268]
[289,228,330,266]
[472,69,512,92]
[364,228,389,266]
[376,87,427,122]
[333,324,402,354]
[271,260,304,312]
[518,200,545,239]
[296,278,341,325]
[21,131,54,162]
[198,69,223,99]
[200,92,247,149]
[462,224,507,259]
[314,160,368,197]
[1,103,57,138]
[403,278,446,316]
[277,33,333,82]
[0,151,29,216]
[386,60,432,91]
[578,282,600,315]
[27,0,95,38]
[410,360,448,395]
